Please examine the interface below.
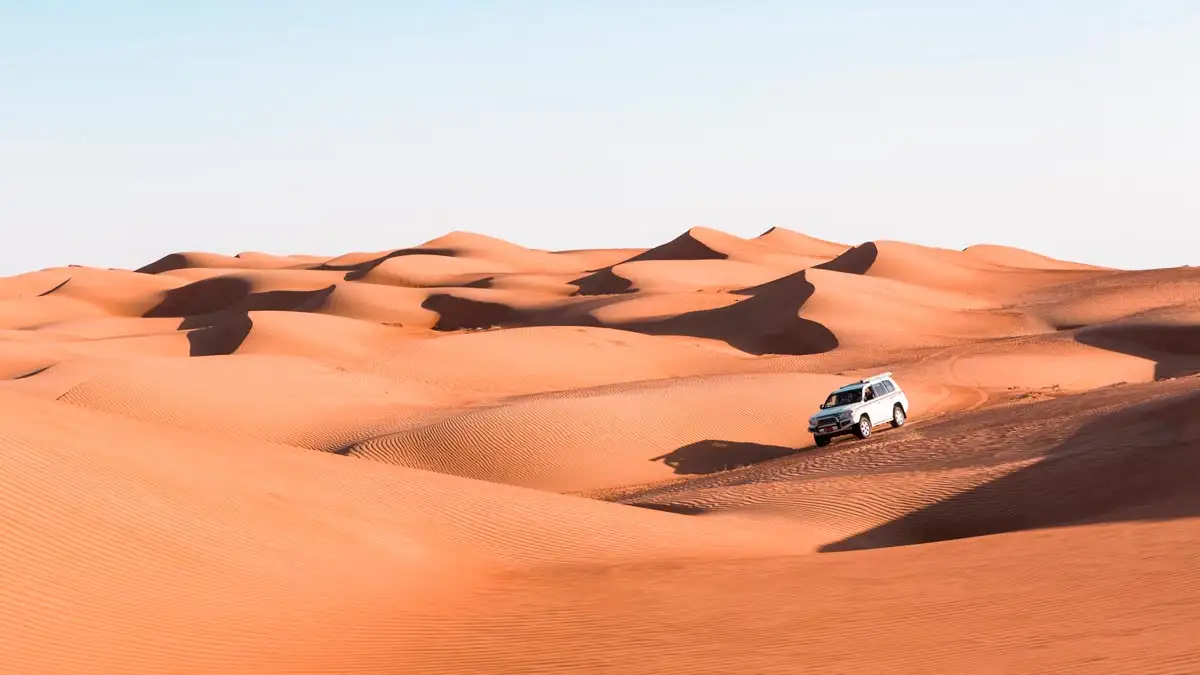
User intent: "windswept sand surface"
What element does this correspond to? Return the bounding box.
[2,227,1199,673]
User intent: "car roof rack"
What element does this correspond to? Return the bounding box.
[857,371,892,384]
[833,372,893,391]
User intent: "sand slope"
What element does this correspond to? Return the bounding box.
[2,228,1198,673]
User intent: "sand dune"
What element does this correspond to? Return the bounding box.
[961,242,1111,270]
[2,227,1198,673]
[613,376,1200,540]
[818,240,1114,300]
[138,250,314,274]
[570,226,829,296]
[755,225,850,258]
[347,372,854,492]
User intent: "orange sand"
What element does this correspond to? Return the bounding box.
[1,227,1198,673]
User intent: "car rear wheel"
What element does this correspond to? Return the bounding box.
[853,415,871,439]
[891,404,906,428]
[814,434,831,447]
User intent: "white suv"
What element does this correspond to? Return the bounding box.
[807,372,909,447]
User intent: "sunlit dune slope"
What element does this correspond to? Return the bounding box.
[755,225,850,258]
[346,372,853,492]
[427,515,1200,675]
[0,390,814,674]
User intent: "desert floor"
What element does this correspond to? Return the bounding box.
[2,227,1198,674]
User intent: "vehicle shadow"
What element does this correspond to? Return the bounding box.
[649,439,799,475]
[818,386,1200,552]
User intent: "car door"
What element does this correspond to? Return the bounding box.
[862,384,884,425]
[875,380,898,422]
[869,382,893,425]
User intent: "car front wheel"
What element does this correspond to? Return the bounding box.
[814,434,831,447]
[853,415,871,439]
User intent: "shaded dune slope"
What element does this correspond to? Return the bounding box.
[823,381,1200,551]
[612,376,1200,551]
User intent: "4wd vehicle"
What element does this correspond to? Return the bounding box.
[807,372,909,447]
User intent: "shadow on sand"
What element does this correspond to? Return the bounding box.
[568,229,730,296]
[616,269,839,355]
[143,277,337,357]
[819,387,1200,552]
[421,293,525,331]
[814,242,879,275]
[650,440,799,475]
[1074,323,1200,381]
[329,248,458,281]
[422,269,839,356]
[181,313,254,357]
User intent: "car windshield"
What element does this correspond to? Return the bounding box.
[821,388,861,409]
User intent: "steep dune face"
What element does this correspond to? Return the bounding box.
[2,227,1199,673]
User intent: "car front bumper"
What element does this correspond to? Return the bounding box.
[808,416,853,435]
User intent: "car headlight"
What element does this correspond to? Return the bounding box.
[836,411,852,421]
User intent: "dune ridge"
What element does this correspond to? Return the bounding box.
[2,226,1198,673]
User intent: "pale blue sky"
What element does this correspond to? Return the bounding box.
[2,1,1197,274]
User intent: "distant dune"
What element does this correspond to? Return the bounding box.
[2,227,1198,673]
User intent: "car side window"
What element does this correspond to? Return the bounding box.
[864,386,875,401]
[879,381,893,395]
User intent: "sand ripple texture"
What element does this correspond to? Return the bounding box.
[2,227,1199,673]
